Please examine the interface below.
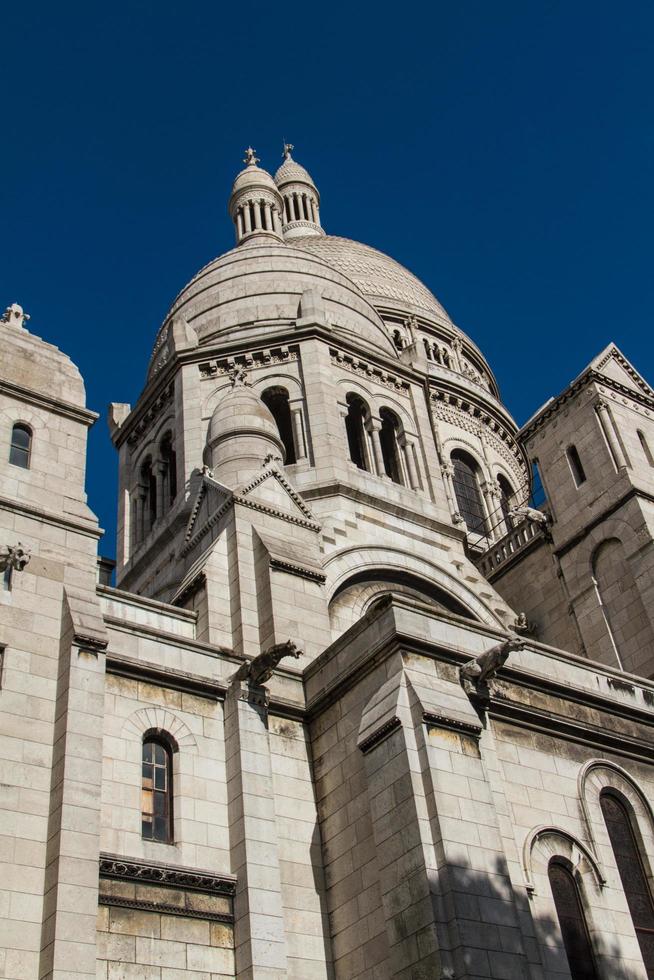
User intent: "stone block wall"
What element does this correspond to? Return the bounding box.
[97,878,234,979]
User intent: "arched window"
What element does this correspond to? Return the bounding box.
[451,451,486,534]
[379,408,404,485]
[142,735,173,843]
[344,394,370,471]
[638,430,654,468]
[160,433,177,507]
[567,445,586,487]
[9,423,32,469]
[548,860,599,980]
[497,474,515,528]
[601,792,654,973]
[261,387,296,464]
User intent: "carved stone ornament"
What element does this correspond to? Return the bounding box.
[1,303,30,330]
[99,854,236,896]
[460,636,525,701]
[0,543,31,574]
[230,639,302,689]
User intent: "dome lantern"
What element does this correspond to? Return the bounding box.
[274,143,324,241]
[228,147,285,246]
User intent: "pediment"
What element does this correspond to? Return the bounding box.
[184,475,233,546]
[589,344,654,398]
[235,465,320,529]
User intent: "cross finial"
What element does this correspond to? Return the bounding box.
[283,142,294,160]
[1,303,30,331]
[243,147,259,167]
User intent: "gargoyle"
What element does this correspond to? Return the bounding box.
[460,636,525,699]
[231,639,302,688]
[508,505,550,527]
[0,542,31,575]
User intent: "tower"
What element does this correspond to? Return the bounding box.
[0,303,107,980]
[517,344,654,676]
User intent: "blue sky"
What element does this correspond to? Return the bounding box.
[3,2,653,555]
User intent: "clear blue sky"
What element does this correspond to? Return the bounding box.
[3,2,653,555]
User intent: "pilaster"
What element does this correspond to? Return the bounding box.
[225,679,289,979]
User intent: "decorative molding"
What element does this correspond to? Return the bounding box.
[148,322,171,378]
[99,855,236,896]
[330,347,409,394]
[432,392,527,484]
[358,716,402,754]
[99,893,233,923]
[422,711,481,736]
[126,383,175,449]
[269,557,326,582]
[522,825,606,894]
[199,345,298,379]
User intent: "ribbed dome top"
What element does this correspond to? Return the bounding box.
[293,235,451,322]
[207,382,282,447]
[274,156,317,189]
[231,164,278,195]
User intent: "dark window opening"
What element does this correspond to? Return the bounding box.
[548,860,599,980]
[567,445,586,487]
[142,737,173,843]
[638,431,654,468]
[9,423,32,469]
[601,792,654,976]
[345,394,369,471]
[160,434,177,506]
[451,451,486,534]
[139,458,155,537]
[379,408,403,485]
[261,387,296,464]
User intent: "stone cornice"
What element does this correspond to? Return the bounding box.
[99,853,236,896]
[0,495,103,540]
[0,378,98,425]
[105,651,306,718]
[300,481,465,541]
[520,368,654,442]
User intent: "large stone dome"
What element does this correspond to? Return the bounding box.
[293,235,451,323]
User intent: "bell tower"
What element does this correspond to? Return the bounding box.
[519,344,654,676]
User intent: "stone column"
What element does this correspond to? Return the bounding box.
[243,205,252,234]
[441,462,460,522]
[290,403,307,461]
[368,419,385,477]
[135,487,147,543]
[253,200,262,230]
[263,202,272,232]
[154,460,166,522]
[225,678,289,979]
[236,209,244,239]
[400,435,420,489]
[595,398,629,471]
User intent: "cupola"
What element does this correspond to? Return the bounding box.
[205,369,285,486]
[274,143,324,240]
[228,147,285,245]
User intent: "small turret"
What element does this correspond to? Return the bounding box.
[204,369,285,486]
[228,147,284,245]
[274,143,324,240]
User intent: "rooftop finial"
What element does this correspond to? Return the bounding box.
[283,141,294,160]
[1,303,30,331]
[243,147,259,167]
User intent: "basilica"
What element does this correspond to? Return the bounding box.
[2,145,654,980]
